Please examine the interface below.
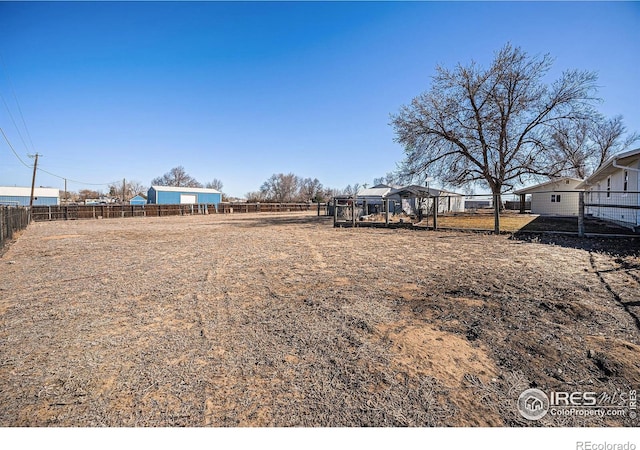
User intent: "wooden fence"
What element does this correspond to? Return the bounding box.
[0,206,29,249]
[30,202,325,222]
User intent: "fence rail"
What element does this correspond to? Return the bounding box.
[0,206,29,250]
[30,202,325,222]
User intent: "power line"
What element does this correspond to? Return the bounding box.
[0,92,32,154]
[0,53,35,154]
[36,165,118,186]
[0,125,31,168]
[2,126,117,186]
[0,55,118,188]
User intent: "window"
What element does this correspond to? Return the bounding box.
[551,194,561,203]
[607,177,611,198]
[623,170,628,192]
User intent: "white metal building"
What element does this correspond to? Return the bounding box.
[0,186,60,206]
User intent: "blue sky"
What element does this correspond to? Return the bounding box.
[1,1,639,198]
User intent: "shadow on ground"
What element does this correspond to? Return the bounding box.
[517,216,638,235]
[511,233,640,256]
[216,214,334,228]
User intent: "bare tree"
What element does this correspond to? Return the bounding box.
[205,178,224,191]
[323,187,343,200]
[591,115,639,167]
[260,173,301,202]
[343,183,361,196]
[151,166,202,188]
[549,119,592,179]
[391,43,598,232]
[108,180,147,201]
[78,189,102,201]
[299,177,324,202]
[550,115,638,179]
[373,172,398,186]
[245,191,267,202]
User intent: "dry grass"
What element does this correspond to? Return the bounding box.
[0,211,639,427]
[433,212,536,232]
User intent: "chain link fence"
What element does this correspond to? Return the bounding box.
[332,191,640,236]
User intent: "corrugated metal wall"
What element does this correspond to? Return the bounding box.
[0,196,59,206]
[154,190,221,205]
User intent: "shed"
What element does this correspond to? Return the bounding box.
[356,184,396,214]
[0,186,60,206]
[147,186,222,205]
[388,185,465,215]
[576,147,640,230]
[129,195,147,205]
[514,178,583,216]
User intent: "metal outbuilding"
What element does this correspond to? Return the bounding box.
[147,186,222,205]
[0,186,60,206]
[128,195,147,205]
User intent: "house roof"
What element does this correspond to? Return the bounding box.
[150,185,221,194]
[389,185,463,197]
[576,147,640,189]
[514,177,584,194]
[356,186,392,197]
[0,186,60,197]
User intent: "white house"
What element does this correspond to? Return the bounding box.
[576,147,640,230]
[514,177,584,216]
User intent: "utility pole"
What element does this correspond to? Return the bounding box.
[64,178,67,205]
[28,153,39,207]
[122,178,126,204]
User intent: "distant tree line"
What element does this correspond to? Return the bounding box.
[148,167,394,204]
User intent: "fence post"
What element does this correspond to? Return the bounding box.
[578,191,585,238]
[352,197,356,227]
[432,197,438,230]
[385,199,390,225]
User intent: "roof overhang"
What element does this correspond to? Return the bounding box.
[576,147,640,189]
[514,177,584,194]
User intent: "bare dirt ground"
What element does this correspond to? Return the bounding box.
[0,212,638,427]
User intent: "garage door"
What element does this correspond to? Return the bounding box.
[180,194,197,204]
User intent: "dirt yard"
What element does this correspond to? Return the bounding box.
[1,212,639,427]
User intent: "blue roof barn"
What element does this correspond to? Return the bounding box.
[147,186,222,205]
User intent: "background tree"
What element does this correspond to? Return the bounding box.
[551,115,638,179]
[151,166,202,188]
[343,183,361,196]
[205,178,224,191]
[391,43,599,232]
[245,190,267,202]
[299,177,324,202]
[78,189,101,202]
[373,172,398,186]
[108,180,147,201]
[260,173,300,202]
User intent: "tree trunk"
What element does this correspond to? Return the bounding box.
[493,191,501,234]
